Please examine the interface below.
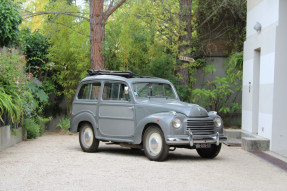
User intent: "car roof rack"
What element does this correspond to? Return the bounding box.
[87,70,135,78]
[87,70,163,79]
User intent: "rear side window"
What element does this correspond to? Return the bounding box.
[78,82,101,100]
[78,84,91,99]
[91,83,101,100]
[102,82,130,101]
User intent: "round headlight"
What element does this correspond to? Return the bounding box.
[172,118,182,129]
[214,118,222,128]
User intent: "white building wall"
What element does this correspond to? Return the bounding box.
[243,0,278,140]
[272,0,287,157]
[246,0,279,37]
[243,0,287,157]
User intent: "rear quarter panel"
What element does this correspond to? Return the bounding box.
[70,101,98,133]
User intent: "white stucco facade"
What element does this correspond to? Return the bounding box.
[242,0,287,157]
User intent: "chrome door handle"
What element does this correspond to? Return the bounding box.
[128,107,134,110]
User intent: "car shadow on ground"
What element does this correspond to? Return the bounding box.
[70,144,220,161]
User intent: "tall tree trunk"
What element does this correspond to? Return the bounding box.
[178,0,192,85]
[25,0,126,70]
[90,0,105,70]
[89,0,126,70]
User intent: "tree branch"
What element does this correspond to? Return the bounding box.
[104,0,126,22]
[106,0,115,13]
[23,11,90,22]
[194,0,228,30]
[159,0,177,26]
[49,21,90,37]
[158,21,178,37]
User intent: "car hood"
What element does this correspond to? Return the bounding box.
[137,99,209,117]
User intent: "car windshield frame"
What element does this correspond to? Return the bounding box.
[132,82,177,100]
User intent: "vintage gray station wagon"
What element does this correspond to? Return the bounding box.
[70,70,227,161]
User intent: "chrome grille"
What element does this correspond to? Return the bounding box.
[186,119,214,135]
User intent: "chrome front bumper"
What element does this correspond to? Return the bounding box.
[166,131,227,146]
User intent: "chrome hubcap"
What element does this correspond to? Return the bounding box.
[151,137,159,149]
[85,131,91,143]
[148,132,162,156]
[82,127,93,147]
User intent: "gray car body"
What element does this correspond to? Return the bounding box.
[70,75,224,146]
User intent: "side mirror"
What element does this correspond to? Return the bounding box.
[124,86,129,95]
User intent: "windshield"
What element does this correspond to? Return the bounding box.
[132,82,176,99]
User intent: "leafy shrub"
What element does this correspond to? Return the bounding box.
[0,51,26,123]
[191,52,243,116]
[57,117,70,132]
[23,115,52,139]
[0,0,22,47]
[26,80,49,104]
[0,88,18,123]
[24,118,40,139]
[36,115,52,136]
[0,44,51,137]
[19,28,50,78]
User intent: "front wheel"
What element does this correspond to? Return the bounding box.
[143,126,169,161]
[196,143,222,159]
[79,123,99,152]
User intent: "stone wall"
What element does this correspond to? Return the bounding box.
[0,126,23,151]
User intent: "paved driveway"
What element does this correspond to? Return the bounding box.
[0,133,286,191]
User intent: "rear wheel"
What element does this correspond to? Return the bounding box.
[143,126,169,161]
[196,143,222,159]
[79,123,99,152]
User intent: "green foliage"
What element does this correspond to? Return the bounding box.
[57,116,70,132]
[26,80,49,103]
[104,0,180,82]
[23,79,50,138]
[43,1,90,112]
[22,79,49,119]
[0,88,18,123]
[24,118,40,139]
[19,28,50,79]
[22,90,37,118]
[36,115,52,136]
[11,128,19,136]
[0,51,26,123]
[224,52,243,85]
[0,0,22,47]
[16,0,246,115]
[147,55,175,79]
[194,0,246,53]
[24,115,52,139]
[19,28,55,99]
[191,52,243,115]
[175,85,192,103]
[0,50,51,137]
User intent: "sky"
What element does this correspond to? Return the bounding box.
[75,0,87,9]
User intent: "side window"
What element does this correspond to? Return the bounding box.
[78,84,91,99]
[164,84,175,98]
[91,82,101,100]
[152,83,164,96]
[102,82,130,101]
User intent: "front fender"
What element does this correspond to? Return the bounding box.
[70,111,97,135]
[133,112,175,144]
[208,111,224,134]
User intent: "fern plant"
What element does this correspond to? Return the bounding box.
[57,117,70,132]
[0,87,22,123]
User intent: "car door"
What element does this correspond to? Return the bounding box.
[98,81,135,138]
[72,81,101,127]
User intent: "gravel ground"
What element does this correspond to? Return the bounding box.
[0,132,287,191]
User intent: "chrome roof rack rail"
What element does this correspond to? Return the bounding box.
[87,70,135,78]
